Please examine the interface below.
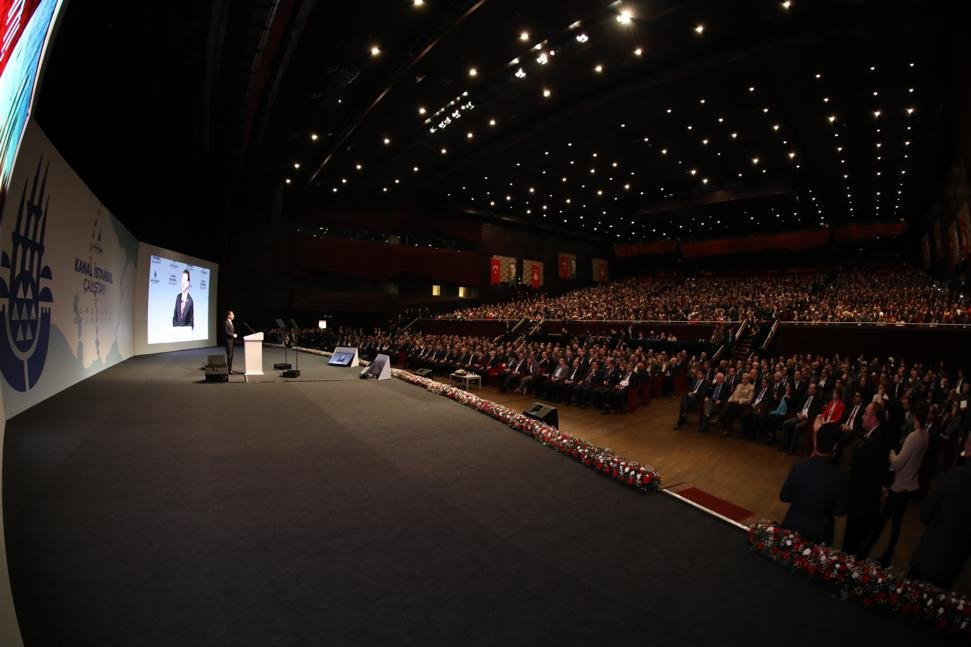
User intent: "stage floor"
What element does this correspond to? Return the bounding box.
[2,348,957,645]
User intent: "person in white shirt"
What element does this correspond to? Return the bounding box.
[859,404,930,567]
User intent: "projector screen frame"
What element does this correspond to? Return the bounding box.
[134,242,219,355]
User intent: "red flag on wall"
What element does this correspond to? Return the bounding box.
[490,257,501,285]
[531,264,540,288]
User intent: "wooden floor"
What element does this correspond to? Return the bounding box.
[430,374,971,595]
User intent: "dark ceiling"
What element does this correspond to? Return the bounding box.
[32,0,969,256]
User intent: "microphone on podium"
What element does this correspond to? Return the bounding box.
[243,322,256,335]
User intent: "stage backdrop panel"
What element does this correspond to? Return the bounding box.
[0,119,137,419]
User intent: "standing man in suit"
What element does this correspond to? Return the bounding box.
[779,423,847,545]
[908,434,971,588]
[173,269,194,328]
[842,402,891,556]
[224,310,240,374]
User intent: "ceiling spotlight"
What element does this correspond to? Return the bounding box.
[440,148,447,155]
[694,24,705,35]
[383,137,391,145]
[488,118,497,126]
[788,151,796,159]
[413,0,424,6]
[341,178,347,184]
[730,132,738,139]
[370,45,381,57]
[293,162,300,169]
[617,9,633,24]
[515,67,526,79]
[576,32,589,43]
[520,31,530,41]
[355,163,363,170]
[907,107,915,115]
[413,166,419,173]
[594,64,603,73]
[827,115,837,123]
[781,0,791,9]
[634,47,643,56]
[284,178,291,184]
[873,109,881,118]
[468,67,478,77]
[418,106,426,115]
[310,133,318,141]
[536,52,549,65]
[751,157,760,165]
[466,131,474,139]
[543,87,552,98]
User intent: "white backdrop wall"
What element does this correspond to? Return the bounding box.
[0,119,137,419]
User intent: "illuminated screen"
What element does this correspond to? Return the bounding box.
[0,0,63,197]
[146,255,212,345]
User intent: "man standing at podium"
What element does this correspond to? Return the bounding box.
[224,310,240,374]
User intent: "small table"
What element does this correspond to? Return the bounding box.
[451,372,481,391]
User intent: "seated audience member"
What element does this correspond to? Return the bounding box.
[607,361,637,414]
[540,357,570,399]
[908,433,971,589]
[719,372,755,437]
[813,388,846,433]
[742,376,774,441]
[700,372,728,433]
[557,358,587,403]
[573,360,604,408]
[779,382,822,454]
[761,382,794,443]
[515,353,542,395]
[779,423,847,545]
[674,370,709,429]
[860,405,930,567]
[499,353,527,393]
[593,359,622,414]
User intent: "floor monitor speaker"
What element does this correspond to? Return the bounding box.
[414,368,434,378]
[523,402,559,429]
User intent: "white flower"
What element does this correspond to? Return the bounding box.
[802,549,812,556]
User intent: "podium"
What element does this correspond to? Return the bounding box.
[243,332,264,376]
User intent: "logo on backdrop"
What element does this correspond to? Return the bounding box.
[0,159,54,391]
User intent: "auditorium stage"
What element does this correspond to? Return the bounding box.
[3,348,955,645]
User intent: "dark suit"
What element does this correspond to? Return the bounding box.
[842,424,891,555]
[173,293,194,327]
[909,463,971,588]
[780,456,847,545]
[779,392,823,453]
[224,317,236,372]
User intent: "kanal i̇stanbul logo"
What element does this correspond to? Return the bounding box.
[0,160,53,391]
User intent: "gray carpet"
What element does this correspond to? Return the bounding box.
[3,348,957,645]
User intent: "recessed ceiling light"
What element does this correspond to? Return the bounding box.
[594,64,603,73]
[468,67,478,77]
[543,87,552,98]
[383,137,391,145]
[310,133,318,141]
[781,1,791,9]
[694,24,705,35]
[284,178,291,184]
[370,45,381,57]
[418,106,426,115]
[293,162,300,169]
[520,31,530,41]
[634,47,643,56]
[617,9,633,24]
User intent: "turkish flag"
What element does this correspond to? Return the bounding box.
[490,258,501,285]
[559,255,569,279]
[531,264,540,289]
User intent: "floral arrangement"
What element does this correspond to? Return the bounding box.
[392,369,660,494]
[749,520,971,636]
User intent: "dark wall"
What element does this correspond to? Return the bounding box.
[773,325,971,366]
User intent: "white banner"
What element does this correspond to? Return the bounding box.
[0,120,137,418]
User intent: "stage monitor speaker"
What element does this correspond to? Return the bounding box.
[207,355,227,368]
[360,354,392,380]
[272,362,292,370]
[414,368,434,378]
[205,366,228,382]
[329,347,359,367]
[282,369,301,378]
[524,402,559,428]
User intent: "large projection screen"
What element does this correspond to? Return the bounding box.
[134,243,218,355]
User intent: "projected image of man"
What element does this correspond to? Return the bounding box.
[173,269,194,327]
